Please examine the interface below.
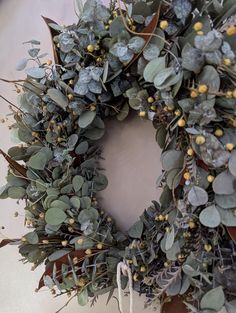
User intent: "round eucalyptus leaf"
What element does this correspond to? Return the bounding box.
[45,207,67,225]
[229,150,236,177]
[93,174,108,191]
[25,67,45,79]
[78,111,96,128]
[78,208,99,224]
[200,286,225,311]
[25,231,39,244]
[75,141,89,155]
[199,205,221,228]
[161,150,184,171]
[212,170,235,195]
[47,88,68,110]
[72,175,84,192]
[27,152,47,170]
[143,56,166,83]
[217,206,236,226]
[8,186,26,199]
[70,196,81,209]
[188,186,208,206]
[50,200,70,210]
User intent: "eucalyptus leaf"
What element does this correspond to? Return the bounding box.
[212,171,235,195]
[78,111,96,128]
[47,88,68,110]
[72,175,84,192]
[199,205,221,228]
[25,67,45,79]
[45,208,67,225]
[188,186,208,206]
[77,288,89,306]
[200,286,225,311]
[128,220,144,239]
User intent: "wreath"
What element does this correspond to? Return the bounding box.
[1,0,236,312]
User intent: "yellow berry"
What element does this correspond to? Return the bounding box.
[226,25,236,36]
[183,172,191,180]
[177,254,186,262]
[223,58,232,66]
[57,137,64,143]
[190,90,199,98]
[39,212,45,219]
[61,240,68,247]
[193,22,203,31]
[67,94,74,100]
[42,240,49,244]
[204,244,212,252]
[233,89,236,98]
[127,259,133,265]
[226,91,233,98]
[94,44,100,51]
[197,31,204,36]
[131,25,136,31]
[177,118,186,127]
[69,218,75,224]
[21,236,27,242]
[198,84,208,94]
[188,221,197,229]
[90,105,96,111]
[112,11,118,17]
[157,214,165,221]
[78,278,86,287]
[147,96,155,104]
[107,217,112,222]
[133,273,139,281]
[69,79,74,85]
[32,131,38,137]
[175,109,181,117]
[214,128,224,137]
[85,249,92,255]
[108,19,113,25]
[164,261,171,268]
[96,57,102,63]
[105,25,110,30]
[138,111,146,117]
[233,209,236,217]
[207,175,215,183]
[46,59,53,66]
[140,266,146,272]
[226,143,235,151]
[160,20,169,30]
[187,148,194,156]
[150,105,156,111]
[96,243,103,250]
[165,214,169,221]
[77,238,84,245]
[87,44,95,53]
[195,135,206,145]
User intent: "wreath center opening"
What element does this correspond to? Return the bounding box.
[99,112,161,231]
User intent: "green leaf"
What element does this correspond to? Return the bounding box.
[198,65,220,99]
[27,152,47,170]
[165,227,175,250]
[116,103,129,121]
[217,206,236,226]
[73,236,94,249]
[70,196,81,209]
[7,174,26,187]
[143,56,166,83]
[154,67,174,88]
[161,150,184,171]
[75,141,89,155]
[8,186,26,199]
[188,186,208,206]
[78,208,99,224]
[45,208,67,225]
[213,170,235,195]
[173,0,192,23]
[182,43,204,73]
[47,88,68,110]
[50,200,70,210]
[78,111,96,128]
[128,220,144,239]
[93,174,108,191]
[25,67,45,79]
[215,192,236,209]
[156,125,167,149]
[200,286,225,311]
[199,205,221,228]
[77,288,89,306]
[72,175,84,192]
[25,231,39,244]
[229,150,236,177]
[84,128,105,140]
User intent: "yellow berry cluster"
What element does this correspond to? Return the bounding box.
[193,22,204,36]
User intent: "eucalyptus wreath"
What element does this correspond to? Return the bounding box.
[1,0,236,312]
